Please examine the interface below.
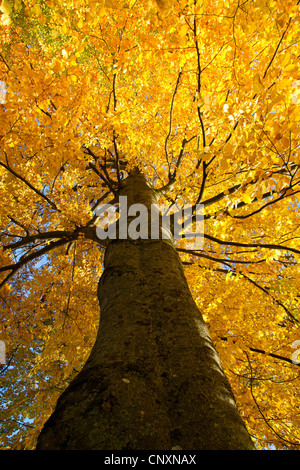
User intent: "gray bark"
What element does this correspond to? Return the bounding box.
[36,173,255,450]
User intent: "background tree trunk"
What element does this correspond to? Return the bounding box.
[36,173,255,450]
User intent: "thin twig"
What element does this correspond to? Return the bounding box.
[245,351,300,446]
[165,69,183,178]
[263,18,292,79]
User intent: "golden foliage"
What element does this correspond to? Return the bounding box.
[0,0,299,450]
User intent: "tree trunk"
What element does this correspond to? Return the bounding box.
[36,173,255,450]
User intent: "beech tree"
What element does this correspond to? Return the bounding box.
[0,0,300,450]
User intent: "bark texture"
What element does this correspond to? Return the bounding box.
[36,173,255,450]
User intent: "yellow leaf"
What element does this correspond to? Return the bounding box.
[51,29,59,39]
[169,33,178,43]
[31,3,42,16]
[270,94,283,110]
[281,53,291,67]
[13,1,21,11]
[39,14,47,25]
[284,64,297,73]
[195,92,204,109]
[0,13,10,25]
[253,73,264,94]
[285,188,294,196]
[277,78,291,90]
[52,60,63,74]
[105,0,120,8]
[194,149,211,161]
[242,194,252,204]
[0,0,12,16]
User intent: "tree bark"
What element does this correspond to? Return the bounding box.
[36,173,255,450]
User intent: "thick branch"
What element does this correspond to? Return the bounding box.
[2,230,76,251]
[0,238,71,289]
[181,252,298,323]
[0,160,59,212]
[0,225,104,289]
[177,247,266,266]
[198,163,299,212]
[203,233,300,256]
[219,337,300,367]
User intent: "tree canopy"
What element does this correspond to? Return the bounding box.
[0,0,299,450]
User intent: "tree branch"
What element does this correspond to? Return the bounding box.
[263,17,292,79]
[165,69,183,179]
[2,230,76,251]
[219,337,300,367]
[0,160,59,212]
[0,238,71,289]
[245,351,300,447]
[203,232,300,256]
